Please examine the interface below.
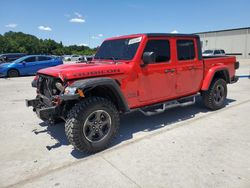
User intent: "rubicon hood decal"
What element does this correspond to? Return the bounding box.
[72,69,121,77]
[37,63,125,80]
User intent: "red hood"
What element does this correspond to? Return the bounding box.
[37,62,127,81]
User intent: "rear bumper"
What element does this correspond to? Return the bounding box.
[235,61,240,69]
[230,76,239,84]
[25,99,57,121]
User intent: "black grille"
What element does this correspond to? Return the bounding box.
[39,76,52,97]
[38,75,62,106]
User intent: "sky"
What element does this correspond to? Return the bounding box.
[0,0,250,48]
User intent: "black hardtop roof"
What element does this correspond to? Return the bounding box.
[145,33,200,38]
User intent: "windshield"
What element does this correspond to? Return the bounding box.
[203,50,213,54]
[94,37,141,60]
[12,56,28,63]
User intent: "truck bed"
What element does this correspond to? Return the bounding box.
[203,56,237,80]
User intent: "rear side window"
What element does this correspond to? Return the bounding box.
[177,40,195,60]
[24,57,36,63]
[38,56,51,61]
[214,50,221,55]
[221,50,225,54]
[143,40,170,63]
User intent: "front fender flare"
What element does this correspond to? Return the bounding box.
[66,77,130,112]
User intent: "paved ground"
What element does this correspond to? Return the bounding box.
[0,60,249,188]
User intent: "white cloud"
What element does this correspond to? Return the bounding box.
[79,43,88,46]
[91,34,104,40]
[5,23,17,28]
[171,30,178,33]
[38,25,52,31]
[74,12,82,18]
[69,18,85,23]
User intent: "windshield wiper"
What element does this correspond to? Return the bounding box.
[97,57,117,64]
[110,57,117,64]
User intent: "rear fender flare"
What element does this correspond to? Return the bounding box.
[201,66,229,91]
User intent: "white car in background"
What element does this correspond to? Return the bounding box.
[63,55,83,61]
[202,49,226,57]
[75,55,94,63]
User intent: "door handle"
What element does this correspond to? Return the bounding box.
[165,69,175,73]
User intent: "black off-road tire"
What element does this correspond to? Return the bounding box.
[65,97,120,153]
[8,69,19,77]
[202,78,227,110]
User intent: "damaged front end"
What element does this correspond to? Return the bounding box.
[26,74,81,122]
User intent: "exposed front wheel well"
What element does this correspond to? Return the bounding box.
[84,85,128,113]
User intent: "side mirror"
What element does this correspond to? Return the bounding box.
[142,52,155,67]
[22,61,26,65]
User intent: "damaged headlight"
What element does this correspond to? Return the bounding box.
[64,86,77,95]
[55,82,64,92]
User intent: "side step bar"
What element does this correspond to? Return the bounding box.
[139,95,196,116]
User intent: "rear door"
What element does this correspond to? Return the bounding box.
[138,38,176,102]
[174,38,203,95]
[37,56,54,71]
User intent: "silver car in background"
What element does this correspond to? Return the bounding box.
[202,49,226,57]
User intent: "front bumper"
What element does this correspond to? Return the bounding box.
[25,92,80,121]
[0,68,8,77]
[25,99,57,121]
[25,98,39,107]
[0,72,7,77]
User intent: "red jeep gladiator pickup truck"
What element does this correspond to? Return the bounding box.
[26,33,239,153]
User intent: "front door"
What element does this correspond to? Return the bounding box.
[138,38,176,102]
[19,56,37,75]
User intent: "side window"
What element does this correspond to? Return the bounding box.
[214,50,221,55]
[221,50,225,54]
[177,40,195,60]
[143,40,170,63]
[24,57,36,63]
[38,56,51,61]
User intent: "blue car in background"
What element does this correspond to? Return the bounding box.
[0,55,63,77]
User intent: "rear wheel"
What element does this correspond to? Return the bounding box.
[202,78,227,110]
[65,97,120,153]
[8,69,19,77]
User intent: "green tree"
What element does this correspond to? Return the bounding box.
[0,31,97,55]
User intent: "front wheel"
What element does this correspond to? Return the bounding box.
[8,69,19,77]
[65,97,120,153]
[202,78,227,110]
